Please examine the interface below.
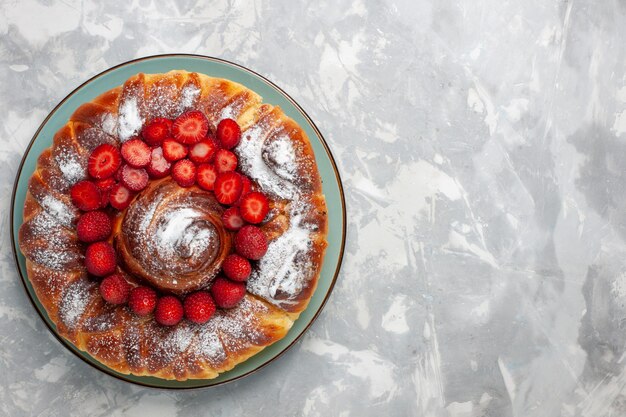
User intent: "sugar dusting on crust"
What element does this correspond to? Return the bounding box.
[54,146,86,185]
[118,97,143,142]
[100,113,117,136]
[59,279,95,329]
[40,195,75,227]
[235,120,317,308]
[180,85,200,112]
[236,122,297,200]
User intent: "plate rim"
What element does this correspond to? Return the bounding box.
[10,53,346,390]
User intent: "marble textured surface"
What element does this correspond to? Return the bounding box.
[1,0,626,415]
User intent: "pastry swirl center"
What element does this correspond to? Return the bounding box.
[117,179,232,294]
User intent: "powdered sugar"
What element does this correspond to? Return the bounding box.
[59,279,94,329]
[179,85,200,112]
[40,195,74,227]
[117,96,143,142]
[154,208,215,260]
[247,211,314,306]
[263,135,297,181]
[235,122,298,199]
[100,113,117,136]
[54,147,86,185]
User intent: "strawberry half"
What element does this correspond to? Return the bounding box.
[214,172,243,205]
[196,163,218,191]
[216,118,242,149]
[171,159,196,187]
[88,144,121,179]
[239,191,269,224]
[70,181,102,211]
[221,206,245,231]
[189,139,217,164]
[121,138,151,168]
[146,147,171,179]
[162,138,188,162]
[141,117,172,146]
[172,110,208,145]
[109,184,133,210]
[120,165,149,192]
[214,149,238,173]
[234,175,252,205]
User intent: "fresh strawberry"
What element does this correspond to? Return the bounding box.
[216,118,242,149]
[222,254,251,281]
[84,241,117,276]
[121,138,151,168]
[109,184,133,210]
[221,206,245,231]
[76,211,112,243]
[146,147,171,179]
[210,276,246,308]
[214,149,238,173]
[94,177,116,193]
[172,110,209,145]
[70,180,102,211]
[94,177,116,208]
[99,274,130,305]
[128,286,157,316]
[196,163,218,191]
[239,192,269,224]
[214,172,243,205]
[234,175,253,205]
[234,225,268,260]
[141,117,172,146]
[162,138,188,162]
[120,165,149,192]
[184,291,216,324]
[171,159,196,187]
[189,139,218,164]
[88,144,121,179]
[155,295,184,326]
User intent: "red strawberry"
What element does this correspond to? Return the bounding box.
[85,241,117,276]
[239,192,269,224]
[189,139,218,164]
[70,181,102,211]
[88,144,121,179]
[109,184,133,210]
[214,149,238,173]
[76,211,112,243]
[141,117,172,146]
[94,177,116,208]
[94,177,116,193]
[146,147,171,179]
[155,295,184,326]
[210,276,246,308]
[172,110,209,145]
[121,138,151,168]
[99,274,130,305]
[196,163,218,191]
[221,206,245,231]
[235,175,253,205]
[162,138,188,161]
[128,286,157,316]
[120,165,149,192]
[216,118,242,149]
[214,172,243,205]
[184,291,216,324]
[222,254,252,281]
[234,225,268,260]
[171,159,196,187]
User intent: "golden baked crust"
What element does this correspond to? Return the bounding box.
[18,70,328,380]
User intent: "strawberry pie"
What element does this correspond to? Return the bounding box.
[18,70,328,380]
